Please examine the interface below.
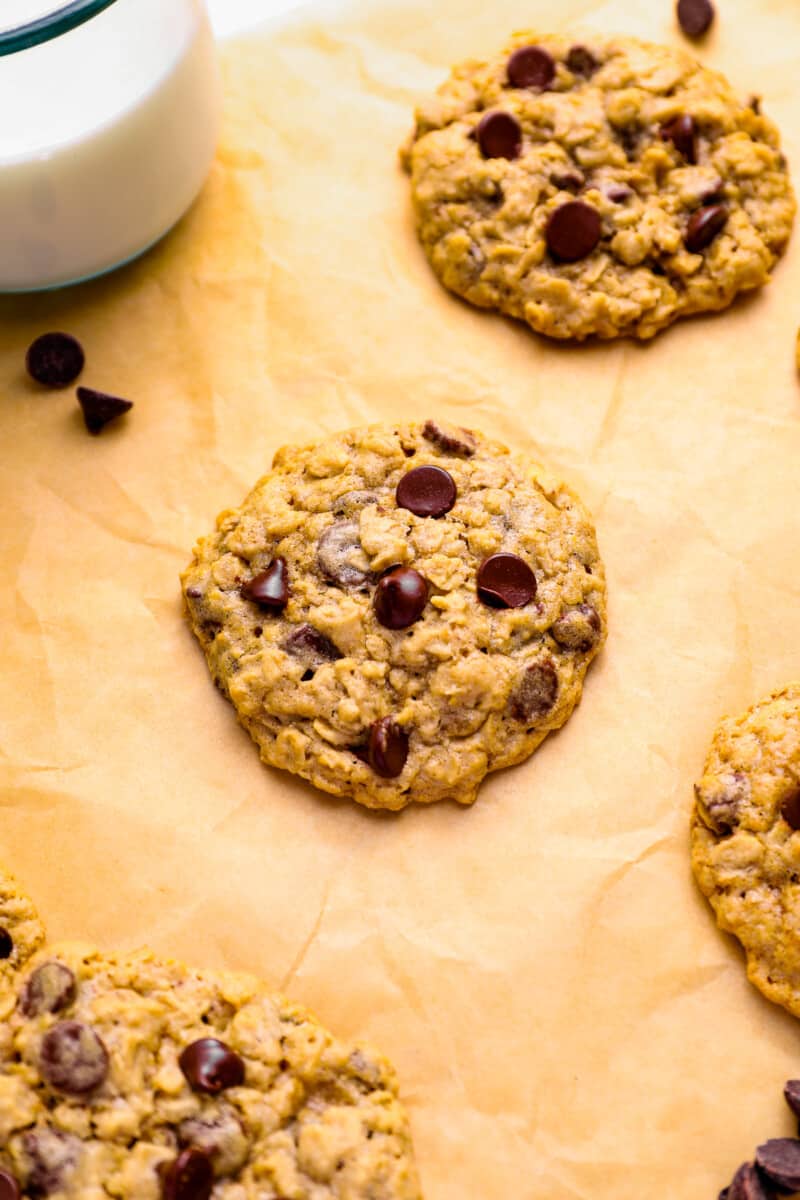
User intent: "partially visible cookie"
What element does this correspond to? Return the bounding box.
[181,420,607,810]
[403,32,795,341]
[0,864,45,987]
[0,869,420,1199]
[691,684,800,1018]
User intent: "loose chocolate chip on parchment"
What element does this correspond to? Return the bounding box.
[785,1080,800,1119]
[26,332,85,388]
[20,962,77,1017]
[318,519,370,588]
[422,419,476,457]
[677,0,715,38]
[241,559,289,611]
[507,45,555,91]
[476,111,522,160]
[77,387,133,435]
[0,928,12,960]
[161,1148,214,1200]
[39,1021,109,1095]
[782,786,800,831]
[511,661,559,722]
[282,624,342,668]
[566,45,598,76]
[660,114,698,164]
[551,604,602,651]
[396,465,457,518]
[21,1127,81,1196]
[546,201,601,262]
[756,1139,800,1192]
[723,1163,771,1200]
[179,1038,245,1095]
[374,566,429,630]
[477,553,537,609]
[685,204,728,253]
[0,1170,18,1200]
[368,717,409,778]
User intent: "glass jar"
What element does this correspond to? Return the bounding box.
[0,0,220,291]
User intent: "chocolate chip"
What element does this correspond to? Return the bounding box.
[685,204,728,253]
[677,0,715,38]
[179,1038,245,1095]
[476,553,537,609]
[511,661,559,721]
[782,787,800,831]
[0,929,12,960]
[605,184,633,203]
[749,96,762,115]
[476,111,522,160]
[178,1108,249,1177]
[161,1148,214,1200]
[368,717,409,778]
[282,624,342,669]
[396,465,457,519]
[551,604,602,651]
[26,333,85,388]
[20,963,77,1017]
[550,169,585,192]
[507,45,555,91]
[660,114,698,163]
[0,1170,18,1200]
[20,1128,81,1197]
[726,1163,771,1200]
[77,387,133,435]
[422,419,476,457]
[785,1080,800,1119]
[241,558,289,611]
[696,772,749,835]
[318,520,369,588]
[566,45,598,76]
[39,1021,109,1095]
[374,566,429,630]
[546,200,601,262]
[756,1140,800,1192]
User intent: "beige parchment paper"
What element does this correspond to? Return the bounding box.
[3,0,800,1194]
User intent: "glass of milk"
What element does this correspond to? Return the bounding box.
[0,0,220,291]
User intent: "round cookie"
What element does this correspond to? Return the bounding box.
[181,420,607,811]
[691,684,800,1019]
[0,869,420,1199]
[402,32,795,341]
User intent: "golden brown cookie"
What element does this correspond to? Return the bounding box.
[691,684,800,1019]
[181,421,607,810]
[403,33,795,340]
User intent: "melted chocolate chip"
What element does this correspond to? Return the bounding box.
[77,387,133,435]
[695,772,749,835]
[179,1038,245,1095]
[782,787,800,831]
[241,559,289,611]
[756,1140,800,1192]
[476,111,522,160]
[368,718,409,778]
[677,0,715,38]
[511,661,559,721]
[546,201,601,262]
[785,1080,800,1119]
[21,1128,81,1197]
[374,566,429,629]
[20,962,77,1017]
[39,1021,109,1095]
[396,465,457,518]
[476,553,537,609]
[660,114,698,164]
[0,928,12,960]
[161,1148,214,1200]
[605,184,633,203]
[282,624,342,669]
[26,333,85,389]
[178,1108,249,1176]
[725,1163,770,1200]
[507,45,555,91]
[333,490,378,517]
[422,419,476,457]
[551,604,602,652]
[0,1170,19,1200]
[318,520,369,587]
[550,169,585,192]
[566,45,598,76]
[685,204,728,252]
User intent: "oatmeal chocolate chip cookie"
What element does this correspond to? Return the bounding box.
[691,684,800,1019]
[402,33,795,341]
[181,420,607,811]
[0,869,420,1199]
[0,866,45,988]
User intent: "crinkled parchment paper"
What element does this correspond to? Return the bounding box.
[2,0,800,1195]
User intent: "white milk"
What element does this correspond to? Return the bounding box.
[0,0,220,291]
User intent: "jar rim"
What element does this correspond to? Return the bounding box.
[0,0,120,56]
